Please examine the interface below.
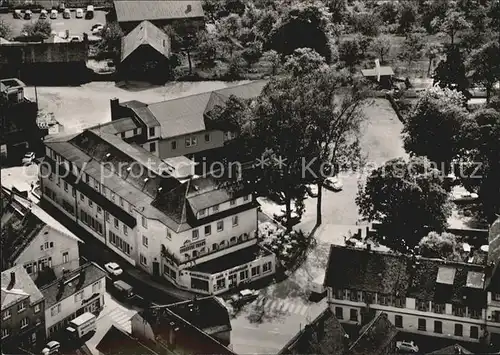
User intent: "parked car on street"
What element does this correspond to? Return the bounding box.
[24,9,32,19]
[306,184,319,197]
[75,8,83,18]
[13,9,22,18]
[42,341,60,355]
[22,152,35,165]
[323,176,343,192]
[105,262,123,276]
[396,340,419,353]
[230,289,258,306]
[39,9,48,19]
[50,9,58,19]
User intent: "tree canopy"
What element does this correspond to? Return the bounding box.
[418,232,464,261]
[356,156,452,252]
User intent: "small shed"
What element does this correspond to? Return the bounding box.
[361,65,394,89]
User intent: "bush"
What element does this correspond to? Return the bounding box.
[22,19,52,39]
[0,19,12,39]
[351,12,381,36]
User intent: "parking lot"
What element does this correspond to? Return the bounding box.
[0,9,106,38]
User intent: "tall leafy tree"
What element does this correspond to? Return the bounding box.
[338,38,362,72]
[432,8,471,45]
[98,22,124,61]
[418,232,464,261]
[425,42,443,76]
[468,41,500,103]
[398,29,425,70]
[268,1,333,61]
[488,0,500,43]
[433,45,470,96]
[370,35,391,64]
[0,19,12,39]
[282,47,327,77]
[398,2,419,34]
[403,87,471,170]
[22,19,52,39]
[356,156,452,252]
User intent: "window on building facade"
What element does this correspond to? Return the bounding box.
[171,141,177,150]
[251,265,260,277]
[434,320,442,333]
[123,225,128,236]
[433,303,445,314]
[395,297,405,308]
[74,291,84,302]
[204,225,211,236]
[114,218,119,228]
[240,270,249,280]
[335,289,344,300]
[72,188,76,197]
[192,229,199,240]
[335,307,343,319]
[80,193,85,201]
[142,216,147,228]
[51,304,61,317]
[453,305,465,317]
[141,235,148,247]
[494,293,500,301]
[20,317,29,329]
[199,208,206,217]
[243,195,250,201]
[119,197,124,207]
[140,254,147,266]
[185,136,197,147]
[417,299,429,312]
[349,290,358,302]
[395,315,403,328]
[2,328,8,338]
[470,326,479,339]
[18,302,26,313]
[166,229,172,240]
[469,308,481,319]
[378,294,388,305]
[204,133,210,142]
[97,206,102,214]
[232,215,238,226]
[349,309,358,322]
[213,204,219,212]
[88,199,93,208]
[230,199,236,206]
[63,251,69,263]
[418,318,426,331]
[217,220,224,231]
[104,211,110,222]
[3,309,11,320]
[263,261,272,273]
[133,128,138,135]
[57,178,61,186]
[149,127,155,137]
[92,280,101,293]
[455,324,463,336]
[64,181,68,192]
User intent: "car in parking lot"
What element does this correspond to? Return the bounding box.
[323,176,343,192]
[63,8,71,19]
[39,9,48,19]
[104,262,123,276]
[230,289,258,306]
[22,152,35,165]
[76,8,83,18]
[24,9,32,19]
[396,341,419,353]
[13,9,22,18]
[50,9,58,19]
[86,5,94,19]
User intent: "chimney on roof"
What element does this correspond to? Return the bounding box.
[7,272,16,290]
[110,98,120,121]
[186,4,192,12]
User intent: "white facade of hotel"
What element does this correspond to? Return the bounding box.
[40,145,276,295]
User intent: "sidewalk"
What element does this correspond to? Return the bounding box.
[39,199,196,303]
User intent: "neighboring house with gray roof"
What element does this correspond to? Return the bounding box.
[40,262,106,337]
[487,216,500,348]
[1,265,46,352]
[100,80,268,161]
[325,244,500,346]
[118,21,172,83]
[1,187,82,284]
[108,0,205,35]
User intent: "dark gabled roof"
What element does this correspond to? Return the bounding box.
[325,246,488,307]
[113,0,204,23]
[40,262,106,309]
[91,117,140,135]
[140,305,236,355]
[121,20,171,62]
[426,344,473,354]
[164,296,231,334]
[348,313,398,355]
[96,325,159,355]
[1,264,43,310]
[278,308,348,355]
